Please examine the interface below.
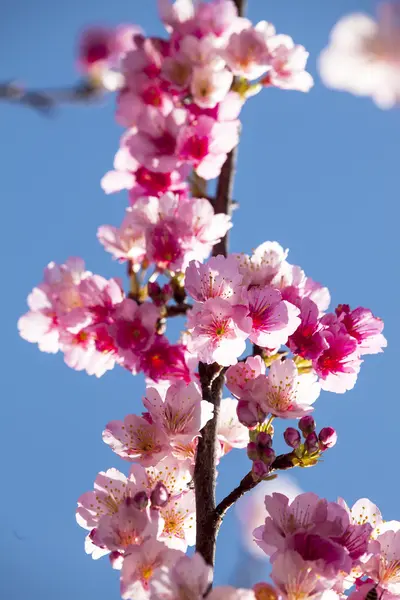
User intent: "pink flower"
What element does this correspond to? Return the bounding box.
[191,65,233,108]
[109,299,159,370]
[226,355,266,398]
[314,322,362,394]
[97,215,146,265]
[76,468,157,559]
[150,552,212,600]
[337,497,383,534]
[318,6,400,109]
[143,381,214,442]
[186,297,251,366]
[157,488,196,550]
[158,0,195,32]
[185,255,243,304]
[262,35,313,92]
[253,492,345,557]
[250,359,320,419]
[120,537,182,600]
[364,522,400,594]
[336,304,387,355]
[103,414,170,466]
[217,398,249,455]
[130,456,192,498]
[223,21,275,79]
[287,298,329,360]
[270,550,336,599]
[176,115,239,179]
[246,285,300,348]
[235,242,288,288]
[89,496,161,556]
[101,146,189,202]
[139,336,192,384]
[127,107,186,173]
[77,25,142,88]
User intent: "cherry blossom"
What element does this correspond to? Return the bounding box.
[186,297,251,366]
[185,255,243,303]
[217,398,249,455]
[318,4,400,108]
[103,414,171,466]
[246,285,300,348]
[121,538,181,600]
[143,381,214,443]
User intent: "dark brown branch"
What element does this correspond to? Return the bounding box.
[193,364,225,566]
[215,454,296,522]
[193,0,247,577]
[0,80,103,114]
[165,303,192,317]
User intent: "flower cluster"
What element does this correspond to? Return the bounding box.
[187,243,386,390]
[18,258,189,382]
[253,492,400,600]
[76,378,249,596]
[319,2,400,109]
[16,2,393,600]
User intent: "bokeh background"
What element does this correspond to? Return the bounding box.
[0,0,397,597]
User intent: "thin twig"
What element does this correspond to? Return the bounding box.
[215,454,296,521]
[0,80,103,114]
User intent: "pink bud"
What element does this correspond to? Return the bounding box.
[256,431,272,448]
[150,482,169,508]
[259,446,275,465]
[131,491,149,510]
[318,427,337,450]
[284,427,301,449]
[305,431,319,454]
[237,400,263,428]
[247,441,259,461]
[298,415,316,436]
[252,460,270,481]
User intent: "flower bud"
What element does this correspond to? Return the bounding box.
[256,431,272,448]
[247,441,259,461]
[237,400,264,429]
[252,459,270,481]
[319,427,337,450]
[150,482,169,508]
[131,491,149,510]
[304,431,319,454]
[253,582,279,600]
[259,446,275,465]
[283,427,301,449]
[298,415,316,436]
[148,282,172,307]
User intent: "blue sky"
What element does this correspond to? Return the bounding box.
[1,0,398,597]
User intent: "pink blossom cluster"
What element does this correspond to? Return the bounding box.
[18,258,190,382]
[98,192,232,273]
[96,0,313,199]
[253,491,400,600]
[76,378,249,597]
[186,242,386,391]
[318,2,400,109]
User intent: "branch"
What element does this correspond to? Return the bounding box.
[165,303,192,317]
[215,454,296,521]
[193,364,225,566]
[193,0,247,574]
[0,80,103,114]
